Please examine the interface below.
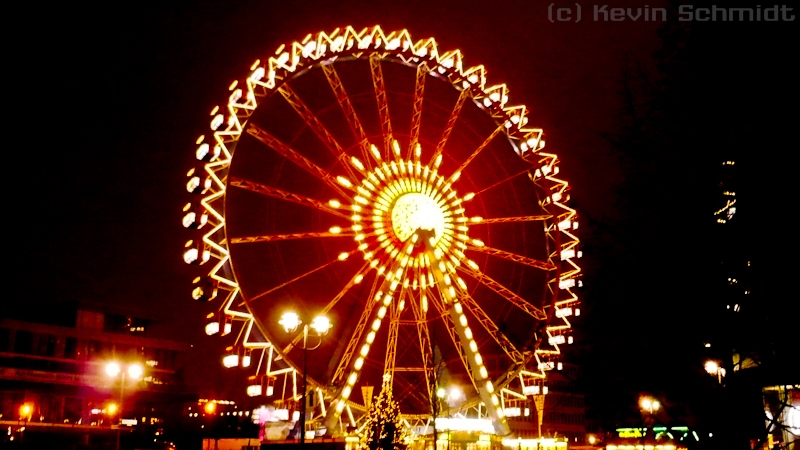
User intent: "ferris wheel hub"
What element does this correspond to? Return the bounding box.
[391,192,445,243]
[351,153,469,285]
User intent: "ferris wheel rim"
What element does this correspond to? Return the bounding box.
[186,25,581,433]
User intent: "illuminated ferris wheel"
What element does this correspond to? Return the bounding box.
[182,26,580,437]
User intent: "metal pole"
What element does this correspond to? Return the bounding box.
[116,372,125,450]
[300,325,308,450]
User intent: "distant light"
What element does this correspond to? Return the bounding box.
[19,404,32,418]
[311,316,331,335]
[279,312,300,333]
[106,362,121,378]
[559,278,576,290]
[183,247,199,264]
[640,396,659,413]
[247,385,262,397]
[128,364,144,379]
[183,240,210,265]
[522,385,540,395]
[223,353,239,368]
[448,386,465,404]
[438,417,494,433]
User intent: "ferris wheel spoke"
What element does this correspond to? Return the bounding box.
[369,57,394,157]
[467,245,555,271]
[246,123,351,198]
[450,124,505,179]
[427,289,476,389]
[426,240,509,431]
[229,177,350,220]
[458,292,524,363]
[325,271,404,430]
[430,87,470,165]
[457,266,547,321]
[393,375,431,410]
[331,275,383,384]
[407,64,427,160]
[380,263,411,386]
[475,167,533,196]
[321,63,374,168]
[277,84,359,180]
[407,289,434,401]
[245,255,345,304]
[470,215,552,224]
[383,291,402,387]
[230,230,353,244]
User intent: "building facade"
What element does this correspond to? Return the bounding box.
[506,363,587,444]
[0,304,191,447]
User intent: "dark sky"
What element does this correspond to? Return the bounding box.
[9,0,795,418]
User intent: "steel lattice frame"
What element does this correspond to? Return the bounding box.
[182,26,581,438]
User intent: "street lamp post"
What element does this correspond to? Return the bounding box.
[433,385,463,450]
[639,396,660,414]
[106,361,143,450]
[279,312,331,450]
[639,396,660,441]
[17,403,32,443]
[704,360,725,383]
[434,387,446,450]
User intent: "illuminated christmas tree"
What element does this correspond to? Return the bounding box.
[360,375,405,450]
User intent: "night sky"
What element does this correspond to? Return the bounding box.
[9,0,796,430]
